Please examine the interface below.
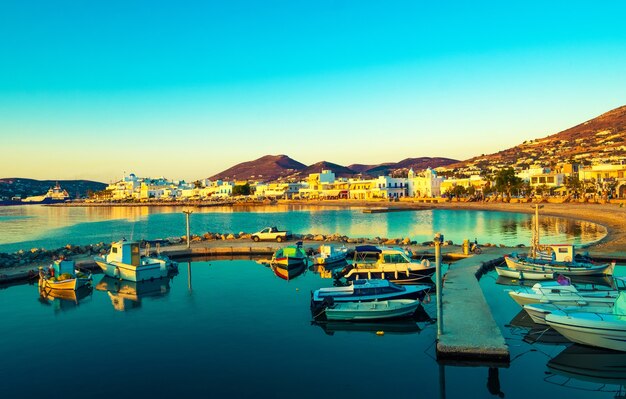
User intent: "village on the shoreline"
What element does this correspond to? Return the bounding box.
[88,159,626,204]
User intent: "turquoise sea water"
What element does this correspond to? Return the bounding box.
[0,205,606,253]
[1,260,623,399]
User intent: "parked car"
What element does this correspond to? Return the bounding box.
[251,227,292,242]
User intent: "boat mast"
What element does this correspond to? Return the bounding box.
[531,204,543,258]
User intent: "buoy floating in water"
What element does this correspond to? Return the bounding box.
[376,331,384,336]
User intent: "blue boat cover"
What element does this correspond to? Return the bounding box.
[354,245,381,253]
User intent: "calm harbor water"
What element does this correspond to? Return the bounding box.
[0,205,606,253]
[1,260,624,399]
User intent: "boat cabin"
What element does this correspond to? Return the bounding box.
[543,245,576,263]
[353,245,411,265]
[107,240,141,266]
[52,259,75,276]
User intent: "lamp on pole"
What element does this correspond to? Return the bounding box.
[183,210,193,249]
[434,232,444,337]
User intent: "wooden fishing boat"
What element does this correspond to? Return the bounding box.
[323,299,421,321]
[271,242,307,269]
[38,259,92,291]
[94,239,177,282]
[495,266,554,280]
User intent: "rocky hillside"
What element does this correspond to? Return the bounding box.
[451,105,626,170]
[0,178,107,200]
[209,154,306,181]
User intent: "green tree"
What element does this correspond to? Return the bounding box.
[565,175,582,198]
[233,183,251,196]
[494,168,522,198]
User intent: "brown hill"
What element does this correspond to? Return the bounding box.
[209,155,306,181]
[452,105,626,170]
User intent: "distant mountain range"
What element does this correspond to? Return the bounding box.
[451,105,626,170]
[0,178,107,200]
[208,155,459,182]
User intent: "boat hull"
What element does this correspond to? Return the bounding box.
[523,303,614,325]
[546,311,626,352]
[508,290,617,307]
[495,266,554,280]
[325,300,421,321]
[505,256,614,276]
[95,260,168,282]
[39,276,91,291]
[342,267,435,283]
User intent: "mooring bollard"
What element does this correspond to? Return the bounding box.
[434,232,444,336]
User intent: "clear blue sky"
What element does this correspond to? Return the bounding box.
[1,1,625,182]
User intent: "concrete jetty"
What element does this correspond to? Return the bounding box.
[436,251,510,362]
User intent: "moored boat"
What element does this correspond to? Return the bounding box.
[545,294,626,352]
[94,239,177,282]
[38,259,92,291]
[508,280,618,307]
[336,245,435,283]
[310,279,430,316]
[323,299,421,321]
[312,244,348,265]
[504,253,615,277]
[271,242,307,269]
[523,302,614,325]
[495,266,554,280]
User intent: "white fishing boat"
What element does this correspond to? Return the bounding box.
[94,239,177,282]
[508,280,618,307]
[523,302,614,325]
[311,244,348,265]
[38,259,92,291]
[336,245,435,283]
[323,299,421,321]
[506,205,615,276]
[546,293,626,352]
[495,266,554,280]
[504,252,615,277]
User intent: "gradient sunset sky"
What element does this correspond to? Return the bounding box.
[1,1,625,182]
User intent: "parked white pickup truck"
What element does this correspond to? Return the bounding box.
[251,227,292,242]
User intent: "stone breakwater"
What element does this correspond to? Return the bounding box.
[0,231,528,270]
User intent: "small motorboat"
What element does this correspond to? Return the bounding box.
[271,241,307,269]
[544,292,626,352]
[508,280,618,307]
[94,239,177,282]
[323,299,421,321]
[311,244,348,265]
[38,259,92,291]
[311,279,430,316]
[495,265,554,280]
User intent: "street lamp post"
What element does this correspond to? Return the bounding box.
[183,210,193,249]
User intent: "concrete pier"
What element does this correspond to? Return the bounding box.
[436,252,510,362]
